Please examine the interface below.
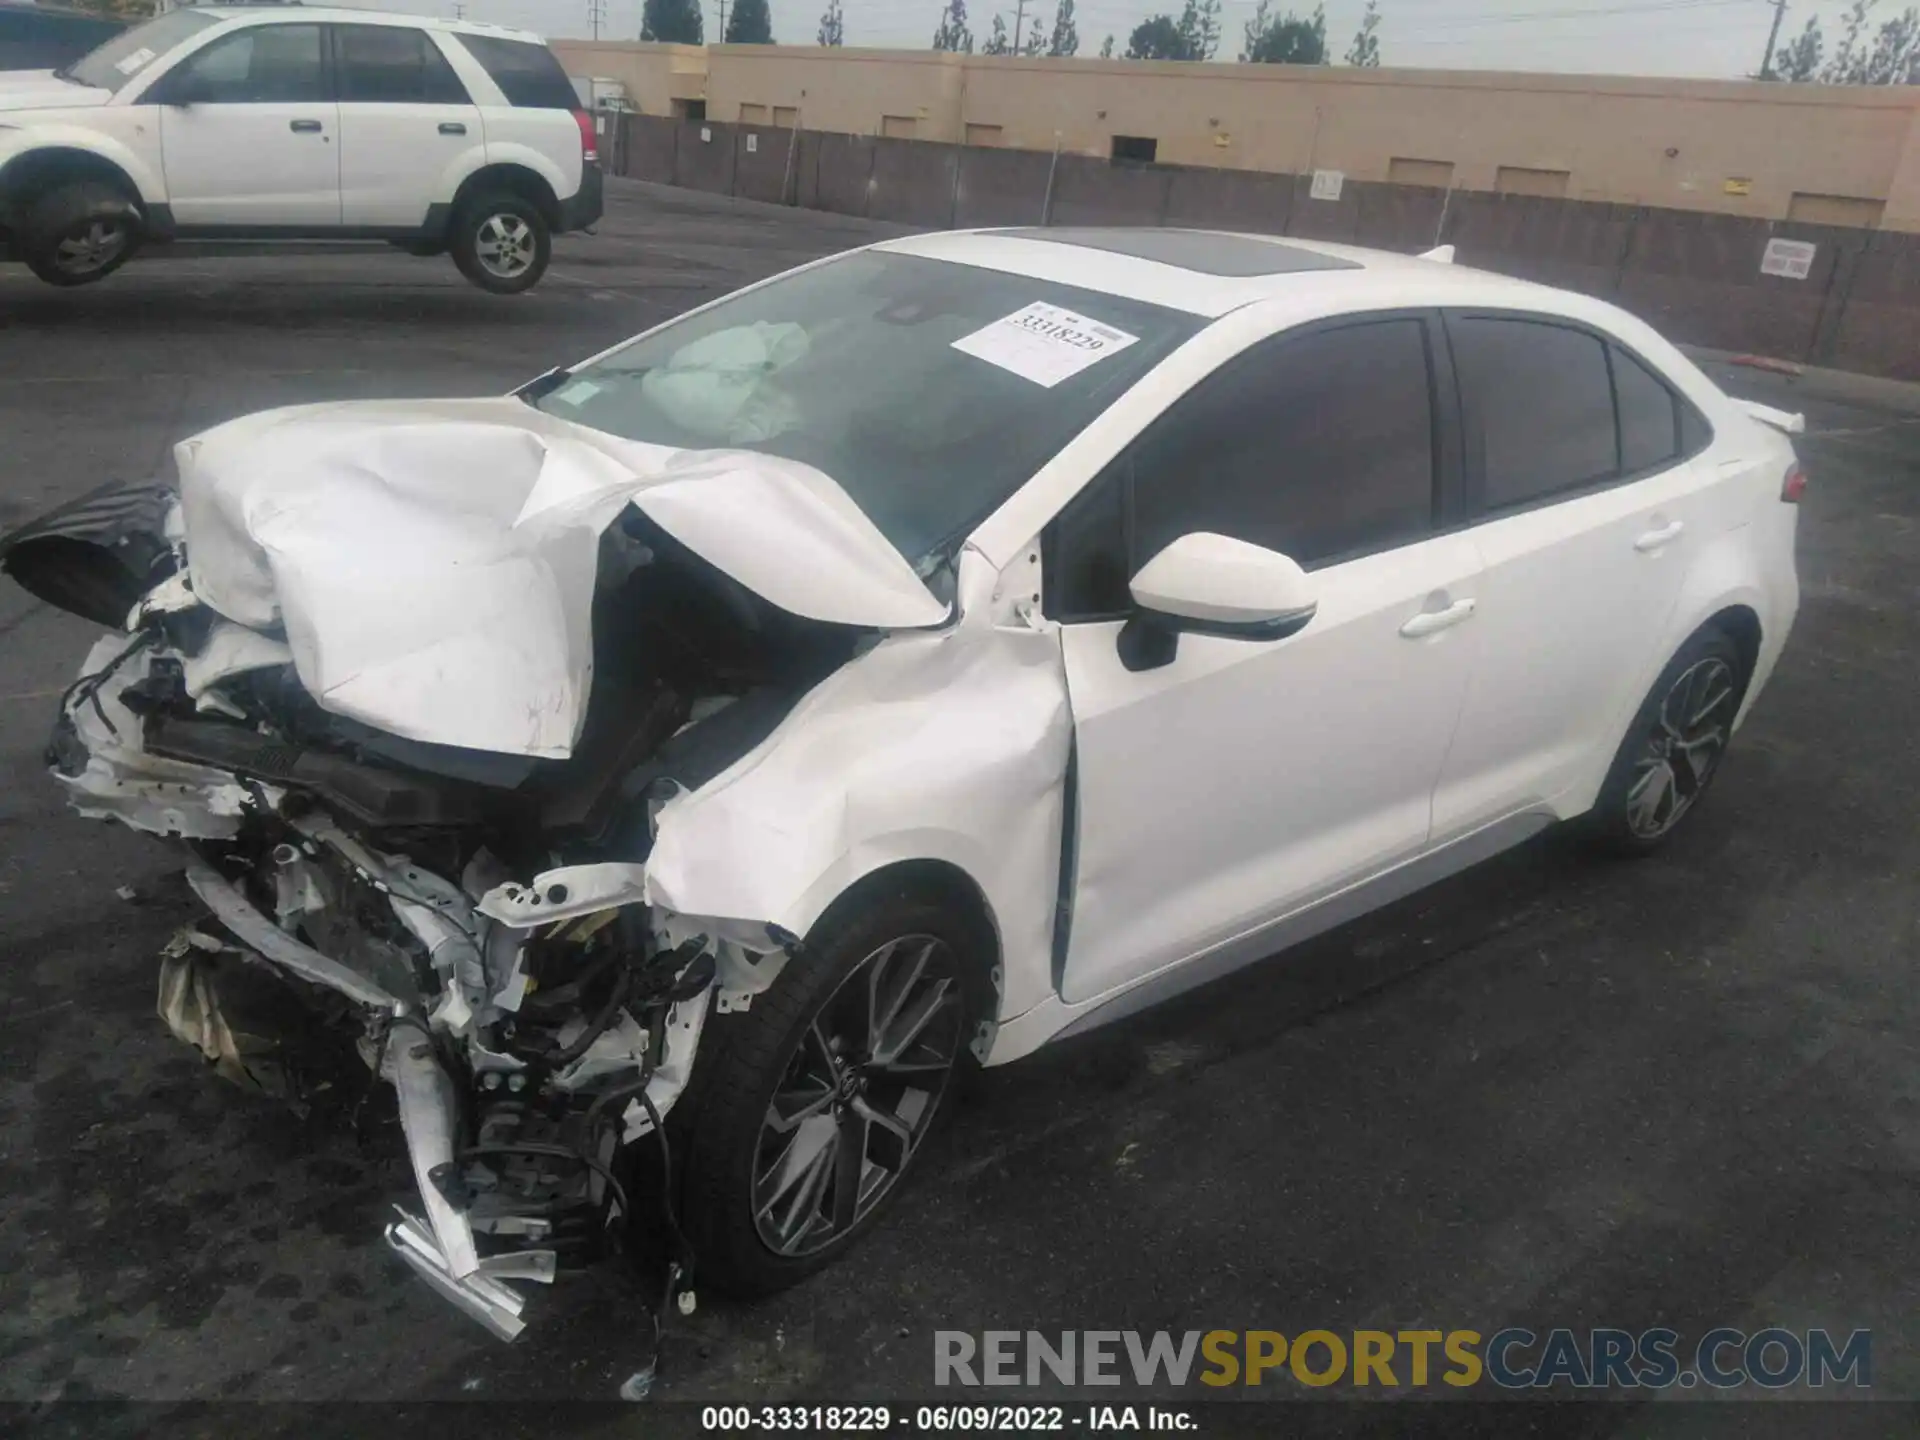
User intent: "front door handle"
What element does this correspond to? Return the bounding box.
[289,119,323,134]
[1399,598,1476,638]
[438,122,467,135]
[1634,519,1686,552]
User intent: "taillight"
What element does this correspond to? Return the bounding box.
[1781,463,1807,503]
[573,108,599,165]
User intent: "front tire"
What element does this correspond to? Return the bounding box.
[676,885,987,1297]
[449,193,550,294]
[20,180,141,287]
[1584,626,1745,856]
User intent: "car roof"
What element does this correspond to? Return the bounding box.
[191,5,546,44]
[874,226,1585,323]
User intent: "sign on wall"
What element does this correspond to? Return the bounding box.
[1310,169,1344,201]
[1760,237,1817,280]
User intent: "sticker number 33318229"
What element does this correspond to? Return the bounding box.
[951,302,1140,389]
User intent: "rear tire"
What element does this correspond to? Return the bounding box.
[674,885,989,1297]
[20,180,141,287]
[449,192,550,294]
[1583,626,1746,857]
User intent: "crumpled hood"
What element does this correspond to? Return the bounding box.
[176,397,948,758]
[0,71,114,111]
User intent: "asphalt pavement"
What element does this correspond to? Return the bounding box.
[1,181,1917,1434]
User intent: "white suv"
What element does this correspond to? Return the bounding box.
[0,3,601,292]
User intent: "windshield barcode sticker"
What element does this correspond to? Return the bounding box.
[951,302,1139,388]
[114,47,155,75]
[551,379,603,407]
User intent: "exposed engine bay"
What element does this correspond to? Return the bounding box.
[2,407,932,1342]
[3,390,1076,1350]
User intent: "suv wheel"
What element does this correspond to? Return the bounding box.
[450,193,551,294]
[1584,626,1745,856]
[674,885,987,1296]
[21,181,141,287]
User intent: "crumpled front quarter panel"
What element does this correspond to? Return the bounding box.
[645,553,1072,1022]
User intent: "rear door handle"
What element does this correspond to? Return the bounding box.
[439,122,467,135]
[289,119,323,134]
[1634,519,1686,552]
[1399,598,1476,638]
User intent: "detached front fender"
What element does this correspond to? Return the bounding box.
[644,554,1072,1024]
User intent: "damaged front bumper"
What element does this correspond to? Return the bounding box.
[5,456,875,1348]
[51,635,752,1344]
[149,801,722,1341]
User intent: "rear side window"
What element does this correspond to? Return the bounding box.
[1612,345,1682,474]
[1680,397,1714,454]
[1453,317,1617,509]
[453,33,578,108]
[334,26,469,104]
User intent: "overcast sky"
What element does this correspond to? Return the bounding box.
[330,0,1807,80]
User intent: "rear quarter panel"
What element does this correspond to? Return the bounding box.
[430,31,580,205]
[1562,413,1800,813]
[477,109,579,202]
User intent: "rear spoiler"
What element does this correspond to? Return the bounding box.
[1734,399,1806,436]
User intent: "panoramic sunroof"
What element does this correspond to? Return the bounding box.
[1001,227,1363,277]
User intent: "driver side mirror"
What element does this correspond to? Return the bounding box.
[1118,532,1318,672]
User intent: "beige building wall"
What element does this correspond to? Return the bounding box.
[555,42,1920,230]
[1887,109,1920,231]
[705,46,967,143]
[547,40,708,117]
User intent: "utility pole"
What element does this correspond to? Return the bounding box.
[717,0,729,40]
[589,0,606,38]
[1012,0,1027,52]
[1757,0,1788,78]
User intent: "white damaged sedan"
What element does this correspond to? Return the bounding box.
[2,228,1803,1341]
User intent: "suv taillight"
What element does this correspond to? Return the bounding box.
[1781,463,1807,503]
[573,109,599,165]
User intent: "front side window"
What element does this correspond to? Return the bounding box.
[155,23,327,105]
[532,251,1202,566]
[1047,319,1439,621]
[334,26,469,105]
[1613,344,1683,474]
[64,8,218,91]
[1452,316,1618,509]
[1131,318,1437,573]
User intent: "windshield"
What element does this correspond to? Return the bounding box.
[64,9,219,91]
[534,251,1204,565]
